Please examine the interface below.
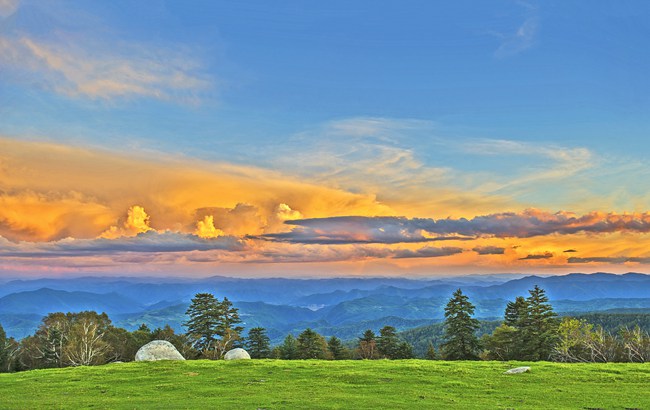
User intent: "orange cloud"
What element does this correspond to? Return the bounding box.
[100,205,153,239]
[194,215,225,239]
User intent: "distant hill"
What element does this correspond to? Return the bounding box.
[1,272,650,341]
[0,288,145,316]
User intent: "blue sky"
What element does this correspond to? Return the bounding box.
[2,0,649,157]
[1,0,650,277]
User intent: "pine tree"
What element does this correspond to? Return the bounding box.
[296,328,329,359]
[395,341,414,359]
[377,326,400,359]
[217,297,244,336]
[441,289,480,360]
[327,336,348,360]
[519,285,559,360]
[246,327,271,359]
[504,296,528,327]
[426,342,437,360]
[358,329,378,359]
[184,293,220,353]
[279,334,298,359]
[0,323,7,371]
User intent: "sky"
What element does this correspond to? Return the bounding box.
[1,0,650,278]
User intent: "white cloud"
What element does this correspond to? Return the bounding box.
[0,0,19,18]
[492,1,539,58]
[0,35,211,101]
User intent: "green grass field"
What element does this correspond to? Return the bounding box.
[0,360,647,409]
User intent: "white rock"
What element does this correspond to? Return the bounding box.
[504,366,531,374]
[224,348,251,360]
[135,340,185,361]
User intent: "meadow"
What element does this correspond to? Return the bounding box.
[0,360,647,409]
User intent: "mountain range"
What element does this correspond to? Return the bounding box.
[0,272,649,341]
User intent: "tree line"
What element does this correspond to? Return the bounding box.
[1,286,649,372]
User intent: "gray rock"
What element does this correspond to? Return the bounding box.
[504,366,531,374]
[224,348,251,360]
[135,340,185,362]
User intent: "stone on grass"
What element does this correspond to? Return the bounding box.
[224,348,251,360]
[504,366,531,374]
[135,340,185,361]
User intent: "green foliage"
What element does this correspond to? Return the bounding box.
[18,311,114,369]
[0,324,7,370]
[481,324,518,361]
[184,293,244,358]
[441,289,481,360]
[246,327,271,359]
[425,342,437,360]
[296,328,329,359]
[504,296,527,327]
[184,293,220,354]
[279,334,298,360]
[377,326,400,359]
[519,285,559,361]
[327,336,350,360]
[357,329,378,359]
[0,361,648,409]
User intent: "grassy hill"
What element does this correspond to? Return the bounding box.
[0,360,647,409]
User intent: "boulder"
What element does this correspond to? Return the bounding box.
[135,340,185,362]
[224,348,251,360]
[504,366,531,374]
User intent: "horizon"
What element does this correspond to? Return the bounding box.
[2,1,650,278]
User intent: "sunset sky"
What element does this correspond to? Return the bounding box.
[1,1,650,278]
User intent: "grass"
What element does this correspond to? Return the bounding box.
[0,360,648,409]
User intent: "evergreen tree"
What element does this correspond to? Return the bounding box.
[184,293,220,353]
[217,297,244,336]
[0,324,7,371]
[296,328,329,359]
[246,327,271,359]
[279,334,298,359]
[395,341,414,359]
[520,285,559,360]
[358,329,378,359]
[327,336,349,360]
[504,296,528,327]
[441,289,480,360]
[377,326,400,359]
[426,342,437,360]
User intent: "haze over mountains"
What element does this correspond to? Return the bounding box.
[1,272,649,341]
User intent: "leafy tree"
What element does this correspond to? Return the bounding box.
[246,327,271,359]
[151,325,197,360]
[296,328,329,359]
[184,293,221,355]
[621,326,650,363]
[64,311,112,366]
[441,289,480,360]
[327,336,350,360]
[357,329,378,359]
[481,324,518,361]
[377,326,400,359]
[279,334,298,359]
[519,285,559,360]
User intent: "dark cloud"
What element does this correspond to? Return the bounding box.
[473,246,506,255]
[0,231,244,258]
[563,249,578,253]
[259,210,650,245]
[519,252,553,260]
[255,245,464,264]
[568,256,650,264]
[392,247,464,259]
